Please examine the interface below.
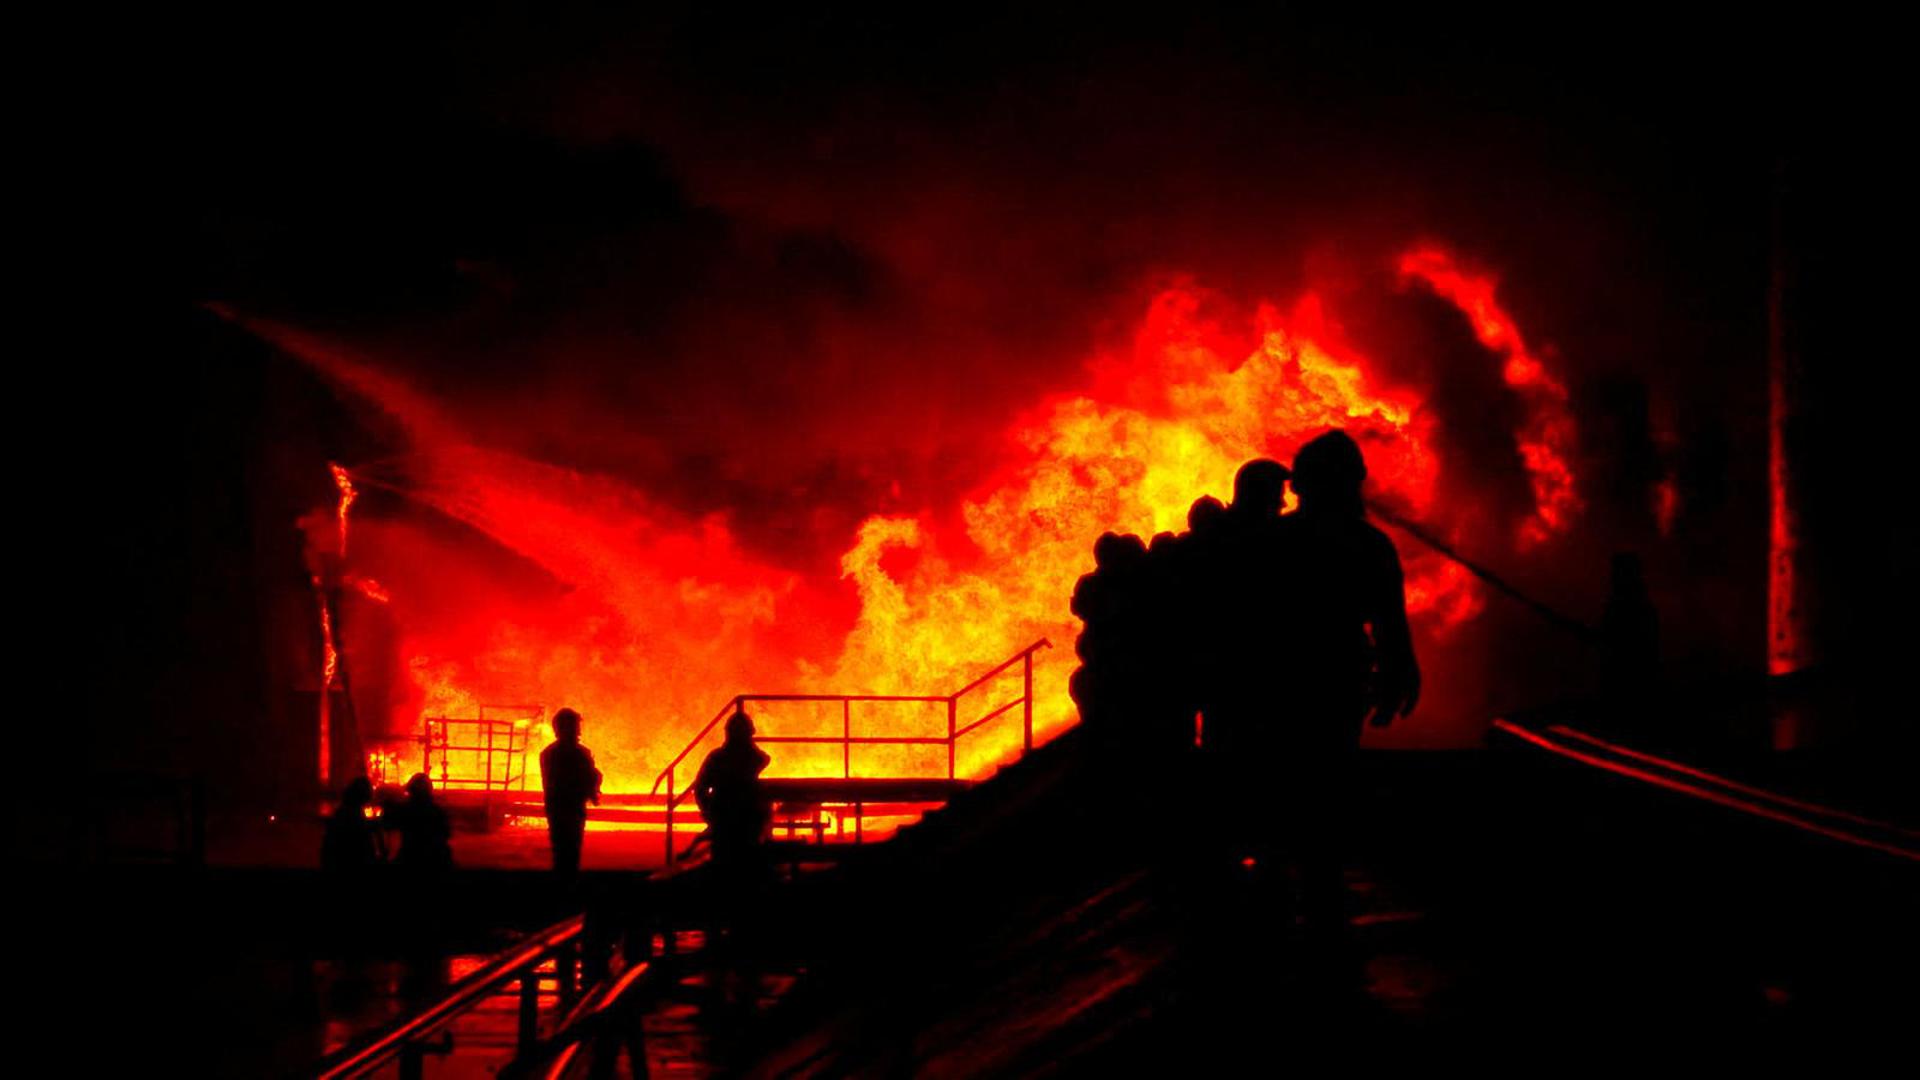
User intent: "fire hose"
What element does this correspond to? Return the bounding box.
[1365,500,1598,644]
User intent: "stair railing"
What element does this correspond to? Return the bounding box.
[650,639,1050,864]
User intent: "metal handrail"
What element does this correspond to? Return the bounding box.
[1491,719,1920,864]
[649,640,1050,795]
[539,957,655,1080]
[314,914,585,1079]
[650,695,951,795]
[1545,724,1920,839]
[652,639,1050,863]
[947,641,1051,700]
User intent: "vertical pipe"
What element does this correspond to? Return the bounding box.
[947,698,957,780]
[314,579,332,791]
[1768,156,1813,682]
[1023,650,1034,753]
[619,991,649,1080]
[665,766,675,866]
[843,699,852,779]
[1766,156,1822,752]
[518,967,540,1052]
[558,942,578,1005]
[485,722,496,823]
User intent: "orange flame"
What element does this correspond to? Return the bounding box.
[254,244,1576,790]
[815,283,1477,777]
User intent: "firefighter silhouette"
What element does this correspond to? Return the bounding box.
[1064,433,1420,935]
[540,708,602,877]
[693,706,773,875]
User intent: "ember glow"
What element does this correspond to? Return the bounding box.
[312,572,338,787]
[330,462,356,556]
[254,244,1577,790]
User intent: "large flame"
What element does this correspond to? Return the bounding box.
[243,245,1572,790]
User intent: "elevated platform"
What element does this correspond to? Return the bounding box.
[761,776,974,803]
[652,639,1050,863]
[480,779,972,825]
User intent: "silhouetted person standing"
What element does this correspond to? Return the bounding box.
[1276,430,1419,929]
[1138,528,1199,759]
[1160,496,1230,755]
[1069,530,1151,746]
[1167,496,1228,741]
[541,708,602,877]
[693,707,772,881]
[391,773,453,874]
[1202,459,1294,762]
[694,707,774,1015]
[321,776,379,874]
[1188,459,1299,925]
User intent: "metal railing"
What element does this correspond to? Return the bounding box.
[1491,719,1920,863]
[651,639,1051,864]
[535,954,656,1079]
[424,708,538,799]
[314,914,586,1080]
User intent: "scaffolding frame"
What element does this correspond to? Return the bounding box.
[422,704,541,821]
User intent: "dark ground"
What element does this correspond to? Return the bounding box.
[724,736,1918,1074]
[31,732,1913,1077]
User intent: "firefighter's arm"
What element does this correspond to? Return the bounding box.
[1369,534,1421,725]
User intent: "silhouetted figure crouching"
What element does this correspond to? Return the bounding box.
[388,773,454,995]
[319,776,382,967]
[321,776,380,874]
[391,772,453,874]
[540,708,602,878]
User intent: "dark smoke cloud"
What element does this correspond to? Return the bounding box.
[168,8,1798,656]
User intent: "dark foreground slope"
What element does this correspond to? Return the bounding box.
[715,729,1918,1074]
